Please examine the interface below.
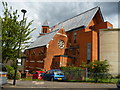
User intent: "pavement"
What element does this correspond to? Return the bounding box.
[2,80,117,88]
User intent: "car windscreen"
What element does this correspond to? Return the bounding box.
[54,71,64,75]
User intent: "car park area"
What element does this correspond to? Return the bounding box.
[2,80,117,88]
[1,68,119,89]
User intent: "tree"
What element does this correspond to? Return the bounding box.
[1,2,35,63]
[80,60,111,82]
[6,65,20,79]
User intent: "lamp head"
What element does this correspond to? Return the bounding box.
[21,9,27,14]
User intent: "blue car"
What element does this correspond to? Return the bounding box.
[42,69,66,81]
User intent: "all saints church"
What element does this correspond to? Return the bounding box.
[25,7,113,71]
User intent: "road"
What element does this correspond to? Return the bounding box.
[2,80,117,88]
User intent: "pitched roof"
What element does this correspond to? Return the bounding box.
[27,7,102,49]
[52,7,101,32]
[27,29,59,49]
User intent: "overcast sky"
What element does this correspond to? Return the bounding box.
[0,0,119,41]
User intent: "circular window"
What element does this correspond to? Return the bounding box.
[58,40,65,49]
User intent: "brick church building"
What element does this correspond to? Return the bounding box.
[25,7,113,71]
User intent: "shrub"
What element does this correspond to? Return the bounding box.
[6,65,20,79]
[60,66,85,80]
[80,60,111,82]
[116,74,120,78]
[37,68,45,71]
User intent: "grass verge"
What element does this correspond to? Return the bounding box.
[66,78,119,84]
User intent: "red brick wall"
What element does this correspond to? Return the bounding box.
[52,56,60,68]
[25,46,46,71]
[51,56,75,69]
[66,29,93,66]
[44,29,68,70]
[64,10,113,66]
[94,22,113,32]
[91,31,98,62]
[87,10,104,29]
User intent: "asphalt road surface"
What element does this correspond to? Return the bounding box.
[2,80,117,88]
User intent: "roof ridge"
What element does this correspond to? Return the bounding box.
[57,6,99,25]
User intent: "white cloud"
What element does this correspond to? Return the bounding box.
[104,14,118,28]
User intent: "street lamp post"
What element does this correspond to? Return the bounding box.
[13,9,27,85]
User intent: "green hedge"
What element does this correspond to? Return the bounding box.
[60,66,82,71]
[6,65,20,79]
[60,66,85,80]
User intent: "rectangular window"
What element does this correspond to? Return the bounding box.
[74,32,77,43]
[87,43,91,61]
[43,28,47,33]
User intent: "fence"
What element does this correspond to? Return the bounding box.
[62,70,119,82]
[86,72,113,79]
[86,72,115,82]
[63,70,86,81]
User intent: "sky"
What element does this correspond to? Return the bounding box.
[0,0,119,42]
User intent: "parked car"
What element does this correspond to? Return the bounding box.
[32,71,45,79]
[0,63,7,85]
[42,69,66,81]
[36,71,45,79]
[116,80,120,88]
